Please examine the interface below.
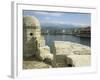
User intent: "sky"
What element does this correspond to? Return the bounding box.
[23,10,91,27]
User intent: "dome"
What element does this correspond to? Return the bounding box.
[23,16,40,29]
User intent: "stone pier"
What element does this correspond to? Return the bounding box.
[52,41,91,67]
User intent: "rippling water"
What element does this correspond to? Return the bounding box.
[43,34,91,51]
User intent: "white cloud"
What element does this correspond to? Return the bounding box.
[33,12,49,15]
[41,20,67,24]
[33,11,63,16]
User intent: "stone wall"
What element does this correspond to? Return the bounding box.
[53,41,90,55]
[52,41,91,67]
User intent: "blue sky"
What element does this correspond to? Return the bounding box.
[23,10,91,27]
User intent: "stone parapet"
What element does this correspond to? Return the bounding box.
[52,41,91,55]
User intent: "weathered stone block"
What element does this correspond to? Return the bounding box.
[37,46,53,61]
[66,55,91,67]
[52,41,91,55]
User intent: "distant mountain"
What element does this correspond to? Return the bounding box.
[41,23,89,29]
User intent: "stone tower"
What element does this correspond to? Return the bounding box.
[23,16,53,62]
[23,16,45,57]
[23,16,41,41]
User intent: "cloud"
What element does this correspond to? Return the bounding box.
[32,11,63,16]
[41,20,67,24]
